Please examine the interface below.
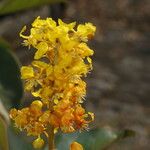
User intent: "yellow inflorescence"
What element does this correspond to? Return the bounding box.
[10,17,96,148]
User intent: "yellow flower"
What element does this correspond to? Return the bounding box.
[14,110,28,128]
[77,23,96,41]
[9,108,18,118]
[21,66,34,79]
[10,17,96,148]
[34,42,49,59]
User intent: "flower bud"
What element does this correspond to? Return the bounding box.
[31,100,43,109]
[70,142,83,150]
[33,137,44,149]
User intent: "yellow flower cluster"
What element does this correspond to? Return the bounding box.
[10,17,96,148]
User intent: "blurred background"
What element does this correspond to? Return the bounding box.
[0,0,150,150]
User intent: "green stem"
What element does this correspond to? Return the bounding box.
[48,125,55,150]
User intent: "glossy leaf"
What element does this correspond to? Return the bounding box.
[56,128,135,150]
[0,39,23,108]
[0,0,66,15]
[0,117,9,150]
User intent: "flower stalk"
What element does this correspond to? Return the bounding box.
[48,125,55,150]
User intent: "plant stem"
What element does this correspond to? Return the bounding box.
[48,125,55,150]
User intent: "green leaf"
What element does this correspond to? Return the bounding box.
[0,39,23,108]
[0,0,66,15]
[7,126,34,150]
[0,117,9,150]
[56,128,135,150]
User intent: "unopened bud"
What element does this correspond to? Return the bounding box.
[33,137,44,149]
[31,100,43,109]
[70,142,83,150]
